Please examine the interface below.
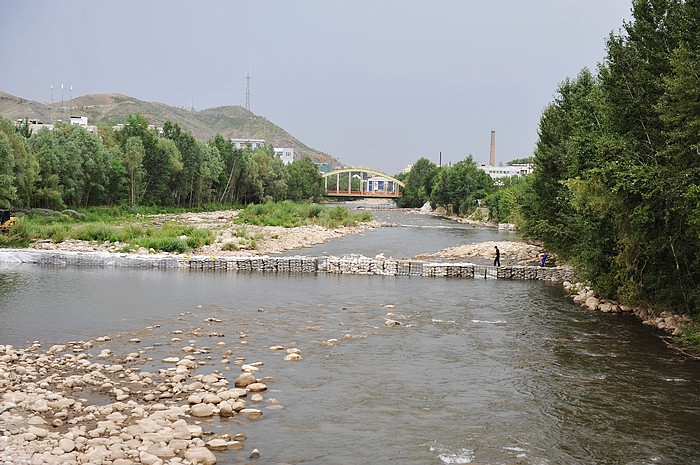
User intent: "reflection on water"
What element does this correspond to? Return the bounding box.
[1,210,699,464]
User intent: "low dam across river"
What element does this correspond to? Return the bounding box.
[0,249,574,282]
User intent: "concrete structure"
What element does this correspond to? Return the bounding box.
[490,130,496,166]
[478,163,533,179]
[231,138,265,150]
[274,147,294,165]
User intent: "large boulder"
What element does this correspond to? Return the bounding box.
[185,446,217,465]
[585,296,600,311]
[234,372,257,388]
[190,403,215,417]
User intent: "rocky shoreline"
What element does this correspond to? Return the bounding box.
[0,312,297,465]
[562,281,697,356]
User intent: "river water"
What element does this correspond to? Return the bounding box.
[1,209,699,464]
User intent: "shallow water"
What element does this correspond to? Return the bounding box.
[1,210,699,464]
[281,208,520,260]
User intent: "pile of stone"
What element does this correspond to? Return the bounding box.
[417,240,546,265]
[0,335,273,464]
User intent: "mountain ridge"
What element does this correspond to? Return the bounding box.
[0,91,341,166]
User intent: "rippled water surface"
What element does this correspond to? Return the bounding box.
[282,208,521,259]
[1,210,699,465]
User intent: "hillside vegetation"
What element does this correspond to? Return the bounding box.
[0,91,339,166]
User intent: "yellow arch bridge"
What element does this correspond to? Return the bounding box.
[322,168,404,198]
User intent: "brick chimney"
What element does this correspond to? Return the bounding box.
[489,130,496,166]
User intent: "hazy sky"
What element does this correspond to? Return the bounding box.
[1,1,632,175]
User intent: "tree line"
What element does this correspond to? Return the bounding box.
[398,0,700,319]
[0,114,324,210]
[520,0,700,317]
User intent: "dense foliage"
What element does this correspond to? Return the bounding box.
[396,156,498,216]
[521,0,700,316]
[0,115,324,210]
[234,201,372,228]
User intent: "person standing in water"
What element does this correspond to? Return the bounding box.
[494,246,501,267]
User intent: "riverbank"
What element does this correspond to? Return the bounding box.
[23,209,382,257]
[0,311,282,464]
[562,281,700,359]
[21,207,547,264]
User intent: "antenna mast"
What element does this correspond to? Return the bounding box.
[245,69,251,112]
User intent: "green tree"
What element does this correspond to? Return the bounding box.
[28,127,64,209]
[430,156,491,214]
[193,141,222,206]
[397,157,437,208]
[252,148,288,202]
[106,148,129,206]
[286,157,324,202]
[0,117,39,208]
[124,137,145,205]
[0,132,17,208]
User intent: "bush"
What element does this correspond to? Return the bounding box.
[70,223,118,242]
[0,219,30,247]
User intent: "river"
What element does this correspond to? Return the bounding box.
[1,208,699,464]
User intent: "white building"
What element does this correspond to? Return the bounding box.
[478,163,533,179]
[365,175,397,194]
[231,138,266,150]
[70,115,88,127]
[274,147,294,165]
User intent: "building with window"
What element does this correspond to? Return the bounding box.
[70,115,88,127]
[231,138,266,150]
[477,163,533,179]
[274,147,294,165]
[365,175,397,194]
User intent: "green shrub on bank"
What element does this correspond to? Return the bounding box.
[0,218,30,247]
[680,326,700,354]
[71,223,120,242]
[7,208,214,254]
[234,201,372,228]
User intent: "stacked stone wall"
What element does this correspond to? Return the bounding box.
[0,249,573,282]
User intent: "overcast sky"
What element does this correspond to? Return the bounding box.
[1,1,632,175]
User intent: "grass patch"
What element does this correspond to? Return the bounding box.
[7,207,214,254]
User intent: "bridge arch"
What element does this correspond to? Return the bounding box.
[322,167,404,198]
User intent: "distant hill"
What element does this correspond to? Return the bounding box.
[0,91,341,166]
